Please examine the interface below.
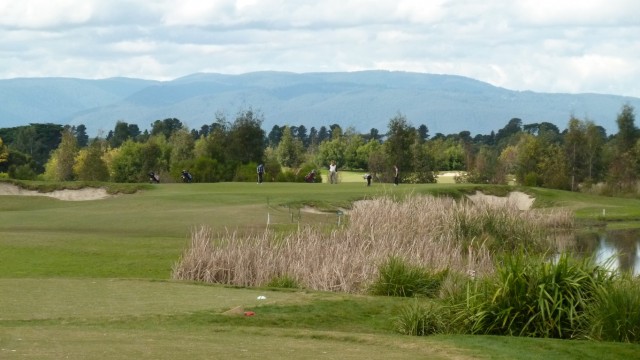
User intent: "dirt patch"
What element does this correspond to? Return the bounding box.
[466,191,534,210]
[0,183,111,201]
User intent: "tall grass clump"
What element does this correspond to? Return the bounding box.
[395,300,446,336]
[459,252,612,338]
[369,256,448,297]
[584,274,640,343]
[173,195,572,294]
[266,274,300,289]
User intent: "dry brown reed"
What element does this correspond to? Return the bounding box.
[172,195,574,293]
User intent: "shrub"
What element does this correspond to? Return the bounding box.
[462,252,611,338]
[9,164,37,180]
[584,274,640,343]
[266,275,300,289]
[523,172,540,186]
[233,162,260,182]
[275,170,297,182]
[369,257,448,298]
[191,156,225,182]
[395,300,446,336]
[402,171,436,184]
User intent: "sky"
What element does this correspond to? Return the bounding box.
[1,0,639,98]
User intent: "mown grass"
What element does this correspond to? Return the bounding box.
[2,181,640,359]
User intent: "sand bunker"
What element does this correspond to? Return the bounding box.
[466,191,534,211]
[0,183,111,201]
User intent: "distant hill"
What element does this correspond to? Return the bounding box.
[1,71,638,137]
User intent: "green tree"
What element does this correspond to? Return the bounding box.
[495,118,522,147]
[74,140,109,181]
[606,152,638,193]
[498,145,518,179]
[366,148,388,181]
[427,137,463,171]
[267,125,283,147]
[308,127,319,151]
[584,121,606,182]
[366,128,382,142]
[0,148,36,179]
[409,132,436,183]
[384,113,414,171]
[356,139,382,172]
[191,156,224,182]
[514,133,543,186]
[263,146,282,182]
[343,131,366,169]
[108,140,145,183]
[12,124,63,172]
[141,136,169,177]
[227,109,266,165]
[151,118,184,139]
[109,121,133,148]
[196,117,229,164]
[329,124,343,140]
[540,144,571,190]
[607,105,638,193]
[317,126,329,143]
[0,137,8,165]
[297,124,309,147]
[417,124,429,141]
[44,128,78,181]
[473,145,505,184]
[169,129,195,166]
[276,126,304,168]
[316,137,346,170]
[564,117,587,191]
[74,124,89,147]
[615,104,637,153]
[536,122,562,145]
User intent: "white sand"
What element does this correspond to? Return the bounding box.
[466,191,534,210]
[0,183,111,201]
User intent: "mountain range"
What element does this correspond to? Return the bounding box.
[1,70,639,137]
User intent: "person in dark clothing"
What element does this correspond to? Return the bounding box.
[257,163,265,184]
[149,172,160,183]
[181,170,193,183]
[363,173,372,186]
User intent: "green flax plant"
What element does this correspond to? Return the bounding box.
[584,274,640,343]
[461,252,612,338]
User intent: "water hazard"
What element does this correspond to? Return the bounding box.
[573,228,640,275]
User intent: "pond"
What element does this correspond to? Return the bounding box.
[573,228,640,275]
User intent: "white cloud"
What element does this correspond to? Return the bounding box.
[512,0,640,26]
[0,0,638,97]
[0,0,94,28]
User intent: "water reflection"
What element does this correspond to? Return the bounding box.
[573,228,640,275]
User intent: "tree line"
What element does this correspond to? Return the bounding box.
[0,105,638,195]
